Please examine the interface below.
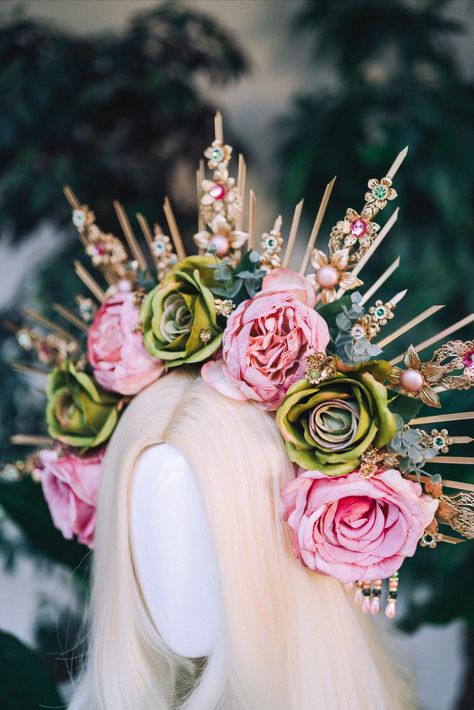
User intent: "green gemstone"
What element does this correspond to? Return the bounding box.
[375,307,386,318]
[307,368,320,381]
[373,185,388,200]
[435,437,445,447]
[211,147,223,161]
[267,237,276,248]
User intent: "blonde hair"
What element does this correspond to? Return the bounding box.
[70,370,413,710]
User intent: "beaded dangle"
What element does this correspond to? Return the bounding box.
[361,581,372,613]
[370,579,383,615]
[385,573,400,619]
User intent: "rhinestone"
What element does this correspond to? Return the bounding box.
[17,330,32,349]
[375,307,386,319]
[209,183,226,200]
[153,240,166,256]
[72,209,86,227]
[350,219,367,238]
[463,350,474,369]
[373,184,388,200]
[211,147,224,162]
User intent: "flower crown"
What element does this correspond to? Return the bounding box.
[5,113,474,619]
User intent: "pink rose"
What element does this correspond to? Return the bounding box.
[202,269,329,410]
[38,448,103,548]
[87,289,164,395]
[281,468,438,583]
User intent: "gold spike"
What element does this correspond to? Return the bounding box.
[236,155,247,231]
[22,307,74,342]
[73,261,106,302]
[390,313,474,365]
[11,362,49,378]
[386,146,409,180]
[63,185,81,209]
[282,199,304,269]
[377,305,445,348]
[336,208,399,299]
[451,436,474,445]
[405,472,474,493]
[426,456,474,465]
[163,197,186,262]
[52,304,89,333]
[136,213,155,262]
[196,163,205,231]
[113,201,148,272]
[299,177,336,275]
[10,434,52,446]
[214,111,224,143]
[411,412,474,425]
[359,257,401,306]
[247,190,256,251]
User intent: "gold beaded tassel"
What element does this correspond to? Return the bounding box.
[353,581,364,606]
[361,581,372,614]
[385,572,399,619]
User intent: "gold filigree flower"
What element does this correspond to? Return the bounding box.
[331,208,380,249]
[194,214,247,264]
[389,345,447,408]
[204,141,232,169]
[365,177,397,211]
[307,248,363,304]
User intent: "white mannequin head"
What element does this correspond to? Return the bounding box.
[70,370,412,710]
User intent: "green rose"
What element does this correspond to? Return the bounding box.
[141,255,222,367]
[46,362,120,450]
[276,365,396,476]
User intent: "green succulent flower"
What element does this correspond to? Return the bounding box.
[276,363,396,476]
[46,362,121,450]
[141,255,223,367]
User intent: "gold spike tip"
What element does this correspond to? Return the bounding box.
[386,147,409,181]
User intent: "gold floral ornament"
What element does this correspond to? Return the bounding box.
[307,248,363,304]
[353,298,398,341]
[305,353,338,385]
[70,203,129,282]
[359,446,398,479]
[16,327,79,367]
[417,428,453,454]
[389,345,447,407]
[194,129,247,266]
[150,225,178,281]
[260,215,283,270]
[429,340,474,391]
[364,176,397,212]
[330,208,380,252]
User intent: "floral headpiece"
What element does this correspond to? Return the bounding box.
[4,113,474,619]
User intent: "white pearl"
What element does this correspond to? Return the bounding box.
[210,235,230,257]
[399,368,424,392]
[315,264,339,288]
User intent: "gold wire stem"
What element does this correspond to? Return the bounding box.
[386,146,409,180]
[377,304,445,349]
[11,362,49,378]
[63,185,81,209]
[52,304,89,333]
[359,257,401,306]
[299,177,336,275]
[336,208,399,299]
[390,313,474,365]
[163,197,186,262]
[282,198,304,269]
[73,261,106,302]
[10,434,52,446]
[113,201,148,272]
[214,111,224,143]
[22,307,74,342]
[411,412,474,425]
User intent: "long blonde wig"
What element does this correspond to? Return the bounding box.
[70,370,413,710]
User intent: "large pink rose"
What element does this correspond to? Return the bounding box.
[281,468,438,583]
[87,288,164,395]
[202,269,329,410]
[37,449,103,548]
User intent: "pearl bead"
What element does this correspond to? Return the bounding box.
[315,264,339,288]
[210,234,230,257]
[399,368,424,392]
[117,279,132,293]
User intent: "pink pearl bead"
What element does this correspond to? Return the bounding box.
[399,368,424,392]
[385,600,396,619]
[354,588,363,606]
[210,234,230,257]
[370,598,381,615]
[117,279,132,293]
[361,597,371,614]
[316,264,339,288]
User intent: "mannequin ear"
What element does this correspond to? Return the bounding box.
[130,443,221,658]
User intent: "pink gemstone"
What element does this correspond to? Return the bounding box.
[93,245,104,256]
[399,368,424,392]
[210,183,226,200]
[210,234,230,257]
[315,264,339,288]
[463,350,474,369]
[351,219,367,238]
